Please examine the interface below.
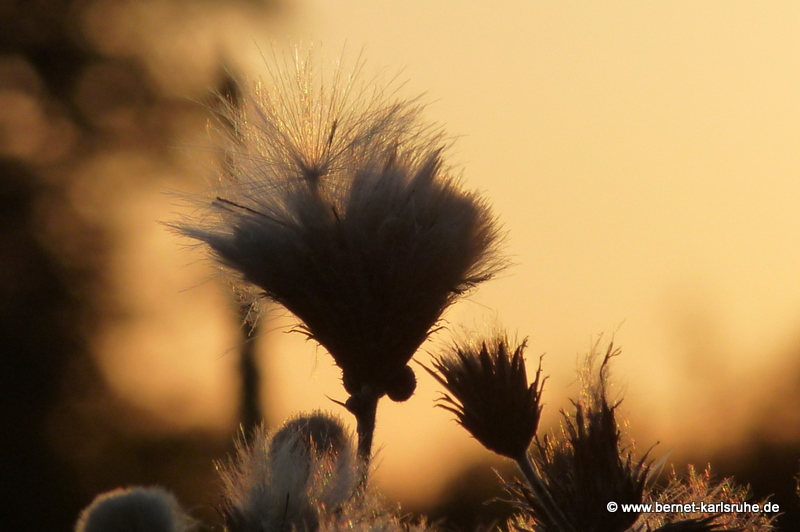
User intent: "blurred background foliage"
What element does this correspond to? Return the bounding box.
[0,0,284,528]
[0,1,798,530]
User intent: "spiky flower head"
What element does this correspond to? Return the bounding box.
[319,514,437,532]
[641,465,775,532]
[75,486,194,532]
[509,341,651,532]
[649,516,734,532]
[218,412,359,532]
[425,332,545,459]
[176,50,504,403]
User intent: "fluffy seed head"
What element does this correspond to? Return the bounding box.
[176,50,505,401]
[425,332,545,459]
[75,486,193,532]
[218,412,358,532]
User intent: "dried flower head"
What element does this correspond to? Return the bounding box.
[641,465,775,532]
[425,332,545,460]
[509,341,651,532]
[320,513,436,532]
[218,412,359,532]
[75,486,194,532]
[176,50,504,405]
[649,516,732,532]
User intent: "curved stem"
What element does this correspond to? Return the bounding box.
[516,451,539,490]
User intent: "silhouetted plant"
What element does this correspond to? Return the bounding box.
[429,338,775,532]
[524,341,650,532]
[174,51,505,461]
[424,333,545,460]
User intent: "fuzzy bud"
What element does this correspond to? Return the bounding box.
[75,486,192,532]
[219,412,358,532]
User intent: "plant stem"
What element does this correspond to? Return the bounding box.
[347,386,380,464]
[235,304,262,441]
[238,330,261,440]
[515,451,538,490]
[344,386,380,498]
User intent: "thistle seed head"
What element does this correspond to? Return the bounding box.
[175,50,505,402]
[270,411,348,460]
[218,412,358,532]
[425,332,545,459]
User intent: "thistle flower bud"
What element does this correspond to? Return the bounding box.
[175,51,505,407]
[75,486,193,532]
[511,341,651,532]
[425,332,545,460]
[270,411,348,460]
[218,412,358,532]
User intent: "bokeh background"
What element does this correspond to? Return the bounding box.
[2,1,799,529]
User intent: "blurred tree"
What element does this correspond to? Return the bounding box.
[0,0,284,528]
[0,157,105,528]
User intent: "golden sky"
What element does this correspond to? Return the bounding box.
[93,1,800,507]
